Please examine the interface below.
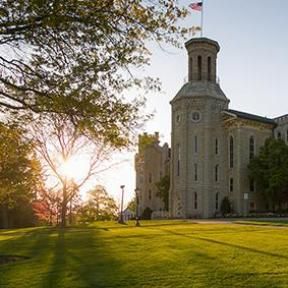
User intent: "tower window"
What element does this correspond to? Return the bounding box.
[194,163,198,181]
[215,192,219,210]
[148,190,152,200]
[189,57,193,81]
[215,165,219,182]
[194,192,198,209]
[230,178,233,193]
[229,136,234,168]
[192,111,201,122]
[208,56,211,81]
[177,144,180,176]
[194,135,198,153]
[249,136,255,160]
[197,55,202,81]
[215,138,218,155]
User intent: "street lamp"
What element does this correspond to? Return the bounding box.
[118,185,125,224]
[135,187,140,227]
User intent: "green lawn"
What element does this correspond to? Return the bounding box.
[1,220,288,287]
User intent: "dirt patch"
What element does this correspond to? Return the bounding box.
[0,255,29,265]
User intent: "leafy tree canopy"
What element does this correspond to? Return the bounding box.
[0,123,42,227]
[0,0,188,147]
[248,138,288,209]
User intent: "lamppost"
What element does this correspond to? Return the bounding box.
[135,187,140,227]
[118,185,125,224]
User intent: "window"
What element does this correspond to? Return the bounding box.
[194,163,198,181]
[250,202,255,210]
[215,138,218,155]
[148,190,152,200]
[286,129,288,143]
[215,165,219,182]
[230,178,233,193]
[148,173,152,183]
[215,192,219,210]
[277,132,282,140]
[189,57,193,81]
[249,178,255,192]
[249,136,255,160]
[176,114,181,123]
[192,112,201,122]
[229,136,234,168]
[208,56,211,81]
[194,135,198,153]
[177,144,180,176]
[197,56,202,81]
[194,192,198,209]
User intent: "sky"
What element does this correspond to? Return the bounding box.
[94,0,288,206]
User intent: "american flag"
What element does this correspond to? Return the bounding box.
[189,2,203,11]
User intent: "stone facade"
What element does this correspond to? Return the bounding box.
[136,37,288,219]
[135,133,170,215]
[169,37,287,218]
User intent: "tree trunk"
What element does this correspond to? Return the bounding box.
[61,186,67,228]
[1,204,9,229]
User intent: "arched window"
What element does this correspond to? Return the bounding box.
[277,132,282,140]
[249,136,255,160]
[215,138,219,155]
[230,178,233,193]
[194,163,198,181]
[215,192,219,210]
[197,56,202,81]
[189,57,193,81]
[215,165,219,182]
[148,190,152,200]
[194,192,198,209]
[177,144,180,176]
[229,136,234,168]
[208,56,211,81]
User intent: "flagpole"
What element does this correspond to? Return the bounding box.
[201,0,204,37]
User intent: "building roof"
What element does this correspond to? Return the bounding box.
[224,109,276,125]
[185,37,220,52]
[171,81,228,104]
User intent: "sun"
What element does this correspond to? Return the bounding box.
[59,156,90,181]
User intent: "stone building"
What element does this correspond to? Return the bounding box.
[169,37,288,218]
[135,37,288,219]
[135,133,170,216]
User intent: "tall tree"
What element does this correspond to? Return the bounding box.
[31,114,117,227]
[0,1,188,146]
[248,138,288,211]
[0,123,41,228]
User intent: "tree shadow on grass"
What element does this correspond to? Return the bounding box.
[0,227,57,287]
[40,227,123,288]
[159,228,288,287]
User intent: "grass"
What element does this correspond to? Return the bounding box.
[1,220,288,287]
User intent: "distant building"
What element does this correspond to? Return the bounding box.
[135,132,170,216]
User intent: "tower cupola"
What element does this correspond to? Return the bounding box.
[186,38,220,83]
